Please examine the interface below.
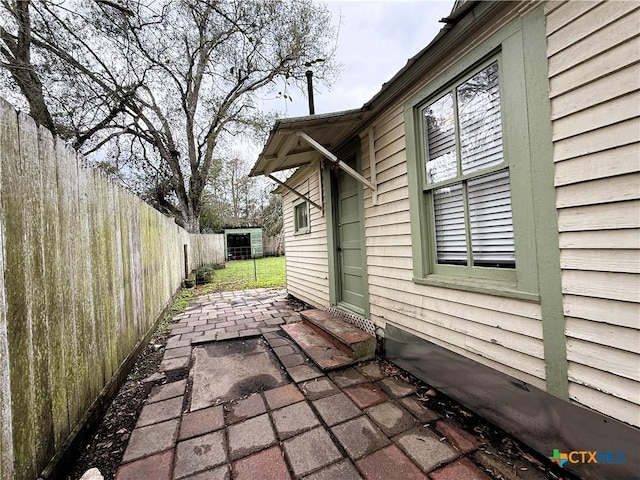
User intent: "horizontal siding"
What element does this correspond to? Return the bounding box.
[359,88,545,388]
[547,0,640,426]
[562,295,639,330]
[282,168,329,309]
[554,143,639,186]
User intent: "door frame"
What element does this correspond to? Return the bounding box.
[324,137,370,318]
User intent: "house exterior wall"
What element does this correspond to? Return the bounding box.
[361,3,549,392]
[278,0,638,433]
[281,165,330,309]
[545,0,640,427]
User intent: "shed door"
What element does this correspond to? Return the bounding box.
[335,156,365,313]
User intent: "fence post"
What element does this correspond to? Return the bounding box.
[183,244,189,278]
[253,248,257,281]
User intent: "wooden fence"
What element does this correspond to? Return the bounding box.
[0,99,224,480]
[263,235,284,257]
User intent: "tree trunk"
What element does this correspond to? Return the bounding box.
[182,210,200,233]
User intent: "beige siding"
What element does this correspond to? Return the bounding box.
[546,1,640,426]
[281,166,330,309]
[359,100,546,387]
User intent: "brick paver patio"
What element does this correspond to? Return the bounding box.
[114,288,547,480]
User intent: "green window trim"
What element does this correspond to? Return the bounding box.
[405,13,540,300]
[293,199,310,235]
[405,5,568,399]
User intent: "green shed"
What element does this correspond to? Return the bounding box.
[224,227,263,260]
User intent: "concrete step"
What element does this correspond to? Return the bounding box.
[281,309,375,371]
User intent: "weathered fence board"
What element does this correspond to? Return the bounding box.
[0,98,225,480]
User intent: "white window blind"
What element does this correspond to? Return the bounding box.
[468,170,514,266]
[433,184,467,265]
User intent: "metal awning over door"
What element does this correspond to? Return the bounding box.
[250,108,376,206]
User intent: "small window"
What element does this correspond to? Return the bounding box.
[294,201,310,234]
[422,61,515,269]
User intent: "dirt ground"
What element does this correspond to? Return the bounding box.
[67,294,577,480]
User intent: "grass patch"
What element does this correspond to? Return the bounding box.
[170,288,197,315]
[198,256,286,293]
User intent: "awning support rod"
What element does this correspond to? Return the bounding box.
[295,131,376,191]
[268,174,323,211]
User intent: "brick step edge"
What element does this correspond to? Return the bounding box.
[281,323,356,371]
[300,309,376,360]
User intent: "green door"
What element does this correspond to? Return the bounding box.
[335,155,365,313]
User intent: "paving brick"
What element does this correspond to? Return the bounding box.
[394,427,459,473]
[227,393,267,424]
[191,331,222,345]
[147,379,187,404]
[263,384,304,410]
[272,401,320,440]
[265,318,285,326]
[435,421,482,454]
[398,396,440,423]
[429,458,491,480]
[174,430,227,479]
[180,465,230,480]
[366,401,416,436]
[166,337,192,349]
[331,416,390,460]
[193,324,223,333]
[115,449,173,480]
[313,393,362,427]
[236,317,255,324]
[273,345,296,357]
[378,377,416,398]
[232,446,291,480]
[356,444,427,480]
[279,353,306,368]
[179,405,224,440]
[171,326,194,335]
[300,377,340,400]
[283,427,342,477]
[287,364,323,383]
[343,383,389,409]
[159,356,190,373]
[328,368,368,387]
[216,331,239,341]
[237,328,261,338]
[244,321,266,329]
[122,419,179,463]
[227,413,277,460]
[162,346,192,360]
[356,362,386,381]
[266,337,290,347]
[302,459,362,480]
[226,324,247,332]
[136,396,183,427]
[210,320,235,328]
[260,327,281,334]
[181,331,205,340]
[187,319,208,327]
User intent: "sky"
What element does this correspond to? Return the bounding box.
[264,0,455,119]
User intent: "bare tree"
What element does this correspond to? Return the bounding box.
[0,0,338,232]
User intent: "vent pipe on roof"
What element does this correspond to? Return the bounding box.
[306,70,315,115]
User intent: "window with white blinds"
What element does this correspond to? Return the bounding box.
[422,61,515,269]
